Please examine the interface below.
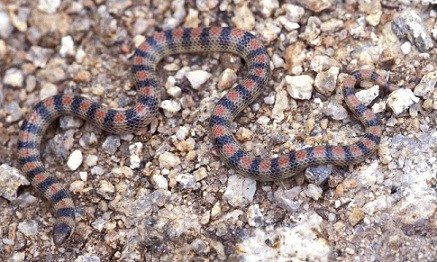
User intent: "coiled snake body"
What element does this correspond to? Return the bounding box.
[18,27,405,244]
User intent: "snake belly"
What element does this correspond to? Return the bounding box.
[17,27,402,244]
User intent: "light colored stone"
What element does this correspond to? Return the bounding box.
[151,174,168,189]
[314,67,339,95]
[59,35,75,57]
[217,68,237,90]
[160,100,182,114]
[236,213,330,261]
[285,75,314,100]
[37,0,61,14]
[272,89,289,121]
[158,152,181,169]
[129,142,143,169]
[0,164,30,201]
[303,184,323,200]
[231,3,255,31]
[386,88,420,115]
[355,85,380,106]
[3,68,24,88]
[40,82,58,100]
[223,175,256,207]
[67,150,83,171]
[186,70,211,90]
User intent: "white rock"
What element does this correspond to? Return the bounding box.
[231,3,255,31]
[176,126,190,140]
[158,152,181,169]
[217,68,237,90]
[162,0,186,29]
[256,115,270,126]
[400,41,412,54]
[3,68,24,87]
[355,85,380,106]
[111,166,133,178]
[75,48,86,63]
[247,204,264,227]
[272,89,289,121]
[314,67,339,95]
[257,21,282,45]
[0,164,30,201]
[193,167,208,181]
[40,82,58,100]
[165,76,182,97]
[356,162,378,187]
[18,220,38,236]
[175,173,197,189]
[285,75,314,100]
[386,88,420,115]
[0,11,13,38]
[129,142,143,169]
[323,100,348,120]
[160,100,181,114]
[283,4,305,22]
[85,155,98,167]
[59,35,75,57]
[79,171,88,181]
[174,66,191,79]
[413,70,437,98]
[259,0,279,17]
[151,174,168,189]
[278,17,300,31]
[69,180,85,193]
[98,180,115,194]
[303,184,323,200]
[12,252,25,261]
[394,186,437,225]
[236,213,330,261]
[271,53,285,68]
[67,150,83,171]
[362,195,391,215]
[274,187,302,212]
[222,175,256,207]
[186,70,211,89]
[37,0,61,13]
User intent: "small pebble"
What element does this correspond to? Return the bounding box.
[348,207,365,226]
[158,152,181,169]
[17,220,38,237]
[175,173,197,189]
[39,82,58,100]
[355,85,380,106]
[67,150,83,171]
[3,68,24,88]
[303,184,323,200]
[217,68,237,90]
[59,35,75,57]
[160,100,182,115]
[386,88,420,115]
[231,3,255,31]
[186,70,211,90]
[102,136,121,155]
[0,164,30,201]
[223,175,256,208]
[37,0,61,13]
[151,174,169,190]
[285,75,314,100]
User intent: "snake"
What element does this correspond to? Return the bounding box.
[17,27,408,244]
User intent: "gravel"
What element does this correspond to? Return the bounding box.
[0,0,435,261]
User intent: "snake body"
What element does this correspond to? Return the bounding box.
[18,27,404,244]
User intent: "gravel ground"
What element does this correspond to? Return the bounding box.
[0,0,436,261]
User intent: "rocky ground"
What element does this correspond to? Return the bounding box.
[0,0,436,261]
